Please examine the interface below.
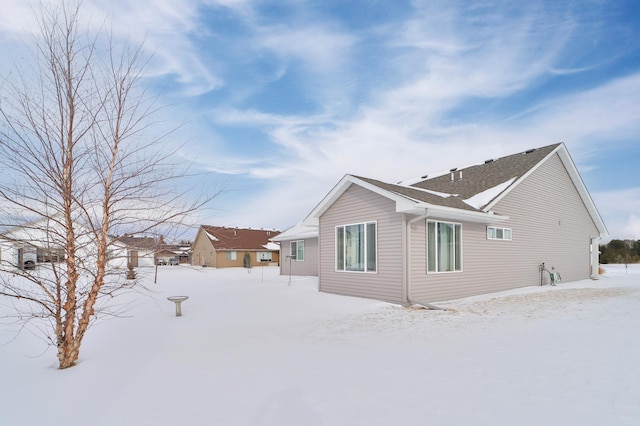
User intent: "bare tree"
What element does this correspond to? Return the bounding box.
[0,3,210,368]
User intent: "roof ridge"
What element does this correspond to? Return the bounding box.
[409,143,561,201]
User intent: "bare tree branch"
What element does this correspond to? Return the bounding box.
[0,2,216,369]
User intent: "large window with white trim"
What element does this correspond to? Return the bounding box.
[290,240,304,261]
[336,222,376,272]
[427,220,462,273]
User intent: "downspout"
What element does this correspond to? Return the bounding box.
[405,212,446,310]
[590,236,600,280]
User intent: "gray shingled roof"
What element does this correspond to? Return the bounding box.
[411,143,560,202]
[353,143,560,212]
[354,176,482,212]
[306,142,605,233]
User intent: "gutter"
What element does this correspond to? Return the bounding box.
[405,213,446,311]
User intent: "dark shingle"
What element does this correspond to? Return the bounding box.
[355,176,481,212]
[411,143,560,202]
[202,226,280,250]
[350,143,561,212]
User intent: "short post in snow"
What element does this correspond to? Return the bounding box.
[287,254,295,286]
[167,296,189,316]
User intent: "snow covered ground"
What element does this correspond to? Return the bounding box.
[1,264,639,425]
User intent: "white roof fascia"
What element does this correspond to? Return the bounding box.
[303,175,354,226]
[303,174,508,226]
[303,175,424,225]
[415,204,510,224]
[483,143,607,237]
[483,144,563,212]
[556,146,608,237]
[270,223,318,241]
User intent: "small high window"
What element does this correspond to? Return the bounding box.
[487,226,512,241]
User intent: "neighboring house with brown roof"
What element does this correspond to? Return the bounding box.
[191,226,281,268]
[302,143,607,304]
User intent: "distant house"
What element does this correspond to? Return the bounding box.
[171,245,192,264]
[302,143,607,304]
[0,236,37,269]
[115,235,191,266]
[191,226,281,268]
[270,222,319,276]
[0,217,129,270]
[154,245,191,265]
[116,235,157,267]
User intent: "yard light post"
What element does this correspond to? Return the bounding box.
[287,254,295,286]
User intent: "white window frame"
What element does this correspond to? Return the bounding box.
[335,221,377,273]
[257,251,272,262]
[487,226,512,241]
[225,251,237,261]
[427,220,462,274]
[290,240,304,261]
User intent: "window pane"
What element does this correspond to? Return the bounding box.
[297,240,304,261]
[345,224,364,271]
[258,252,272,262]
[428,221,462,272]
[438,222,455,272]
[336,227,344,270]
[496,228,503,239]
[427,222,436,272]
[504,229,512,240]
[487,227,496,239]
[366,222,376,272]
[454,224,461,271]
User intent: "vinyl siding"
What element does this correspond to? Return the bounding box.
[211,251,279,268]
[319,184,404,303]
[410,153,600,302]
[279,238,319,276]
[191,230,216,267]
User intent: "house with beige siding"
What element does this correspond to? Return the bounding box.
[191,226,281,268]
[270,222,319,277]
[303,143,607,305]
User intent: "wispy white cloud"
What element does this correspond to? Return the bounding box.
[257,25,355,74]
[139,2,640,236]
[88,0,222,96]
[0,0,223,96]
[1,0,637,238]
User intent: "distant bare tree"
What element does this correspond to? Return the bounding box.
[0,2,211,368]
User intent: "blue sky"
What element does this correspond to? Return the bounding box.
[1,0,639,241]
